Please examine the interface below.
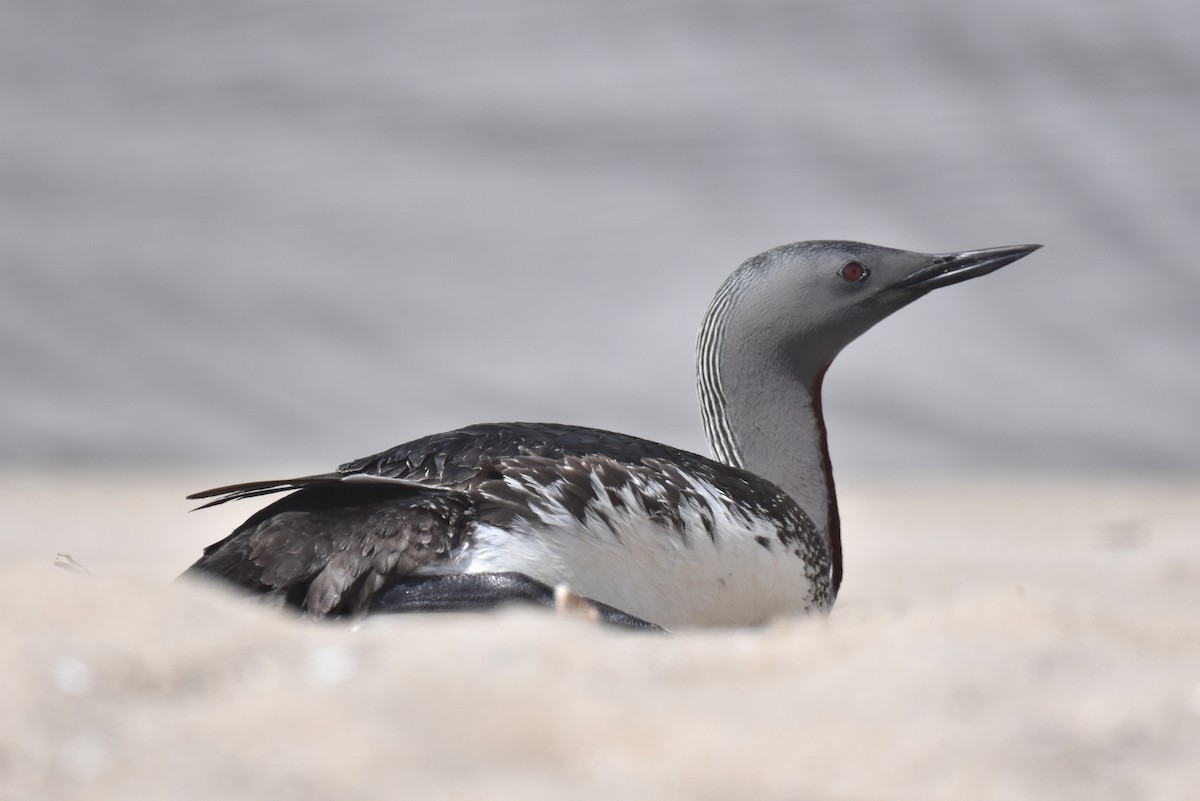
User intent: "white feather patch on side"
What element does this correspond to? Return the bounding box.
[426,467,825,629]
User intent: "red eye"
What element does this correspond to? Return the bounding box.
[839,261,869,282]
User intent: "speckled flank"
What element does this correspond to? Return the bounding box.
[444,456,830,628]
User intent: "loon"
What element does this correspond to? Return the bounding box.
[185,240,1040,630]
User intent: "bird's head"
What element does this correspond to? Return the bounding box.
[714,240,1042,383]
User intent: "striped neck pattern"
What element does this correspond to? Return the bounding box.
[696,269,750,468]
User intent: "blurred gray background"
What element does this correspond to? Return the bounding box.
[2,0,1198,474]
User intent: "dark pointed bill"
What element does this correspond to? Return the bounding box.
[895,244,1042,291]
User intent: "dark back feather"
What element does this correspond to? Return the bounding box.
[185,482,474,617]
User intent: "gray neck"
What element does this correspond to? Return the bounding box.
[697,282,843,593]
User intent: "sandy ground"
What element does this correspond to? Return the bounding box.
[3,471,1199,800]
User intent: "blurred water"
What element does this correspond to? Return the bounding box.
[2,0,1198,473]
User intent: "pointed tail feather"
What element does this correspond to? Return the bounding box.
[187,472,434,510]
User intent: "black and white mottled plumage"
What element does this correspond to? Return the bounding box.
[186,240,1039,629]
[188,423,831,629]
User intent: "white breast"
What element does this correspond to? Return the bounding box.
[430,468,830,629]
